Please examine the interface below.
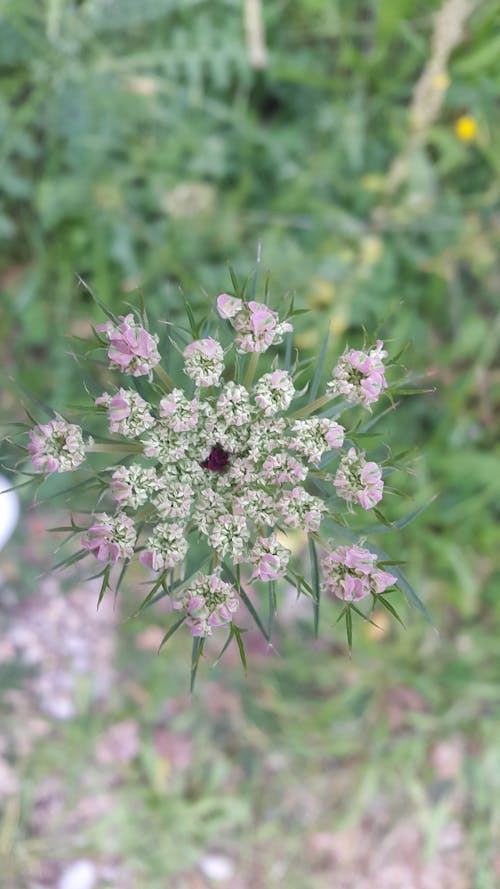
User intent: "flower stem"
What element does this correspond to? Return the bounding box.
[243,352,259,390]
[154,365,175,391]
[290,393,335,420]
[87,443,144,454]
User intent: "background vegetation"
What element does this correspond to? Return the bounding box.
[0,0,499,886]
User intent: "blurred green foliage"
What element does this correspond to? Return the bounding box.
[1,0,500,884]
[1,0,498,602]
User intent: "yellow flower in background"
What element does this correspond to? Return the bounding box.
[308,277,336,310]
[454,115,478,142]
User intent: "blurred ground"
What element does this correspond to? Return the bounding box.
[1,0,500,886]
[1,508,500,888]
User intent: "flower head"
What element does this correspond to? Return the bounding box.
[82,512,136,563]
[290,418,344,464]
[173,571,239,637]
[97,314,160,377]
[111,464,159,509]
[328,341,388,408]
[183,337,224,387]
[254,370,295,416]
[139,523,188,572]
[334,448,384,510]
[96,389,155,437]
[217,295,292,353]
[321,543,396,602]
[250,534,291,582]
[28,416,88,474]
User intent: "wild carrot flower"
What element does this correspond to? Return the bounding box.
[250,534,291,582]
[334,448,384,510]
[22,274,419,668]
[217,295,292,353]
[173,572,239,638]
[183,338,224,387]
[28,416,88,474]
[139,523,188,572]
[290,418,344,463]
[96,389,155,437]
[96,314,160,377]
[110,464,159,509]
[328,341,388,408]
[321,544,396,602]
[81,512,136,563]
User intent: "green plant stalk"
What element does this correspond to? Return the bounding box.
[87,443,144,454]
[291,393,336,420]
[243,352,259,390]
[154,365,175,391]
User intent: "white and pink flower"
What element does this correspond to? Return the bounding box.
[250,534,291,582]
[110,464,159,509]
[290,418,344,463]
[97,313,160,377]
[321,543,396,602]
[81,512,136,563]
[334,447,384,510]
[96,389,154,437]
[174,571,240,637]
[254,370,295,416]
[328,341,388,408]
[183,337,224,387]
[139,523,188,572]
[28,416,88,474]
[216,295,292,353]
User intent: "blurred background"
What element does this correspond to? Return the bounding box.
[0,0,499,886]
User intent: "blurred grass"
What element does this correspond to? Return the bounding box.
[1,0,500,885]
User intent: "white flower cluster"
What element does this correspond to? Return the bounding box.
[27,289,399,652]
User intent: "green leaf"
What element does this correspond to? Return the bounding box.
[213,625,235,666]
[390,565,431,623]
[226,261,243,299]
[357,494,438,535]
[97,564,111,609]
[232,624,248,674]
[308,536,321,638]
[223,563,269,641]
[373,507,392,527]
[376,594,406,628]
[50,548,88,573]
[131,571,169,617]
[180,289,199,338]
[190,637,205,692]
[308,328,330,403]
[158,614,187,652]
[268,581,276,639]
[345,606,353,652]
[76,274,119,323]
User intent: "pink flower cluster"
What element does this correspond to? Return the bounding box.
[81,512,136,563]
[321,544,396,602]
[173,572,240,637]
[217,294,292,353]
[250,534,291,582]
[97,314,160,377]
[328,341,388,408]
[334,448,384,510]
[28,416,88,474]
[96,388,154,436]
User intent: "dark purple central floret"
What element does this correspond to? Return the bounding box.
[202,445,230,472]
